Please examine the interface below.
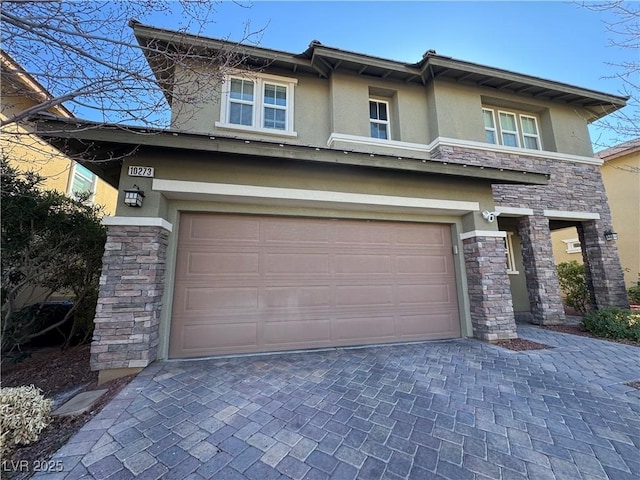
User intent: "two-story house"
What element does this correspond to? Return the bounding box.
[1,51,117,215]
[35,22,629,383]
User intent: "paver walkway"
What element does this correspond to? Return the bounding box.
[34,325,640,479]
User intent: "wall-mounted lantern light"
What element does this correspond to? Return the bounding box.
[604,229,618,242]
[123,185,145,208]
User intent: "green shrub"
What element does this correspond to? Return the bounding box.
[557,261,590,314]
[582,307,640,342]
[627,275,640,305]
[0,385,52,458]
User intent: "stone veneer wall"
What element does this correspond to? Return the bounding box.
[432,144,628,312]
[517,215,565,324]
[91,225,169,372]
[462,235,517,340]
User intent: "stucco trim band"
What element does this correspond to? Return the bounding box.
[495,206,535,217]
[327,134,602,166]
[153,179,480,215]
[103,216,173,232]
[543,210,601,221]
[460,230,507,240]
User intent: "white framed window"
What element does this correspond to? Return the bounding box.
[505,232,519,274]
[217,72,297,137]
[369,99,390,140]
[520,114,541,150]
[483,108,497,144]
[562,238,582,254]
[482,107,542,150]
[499,111,520,148]
[69,163,95,203]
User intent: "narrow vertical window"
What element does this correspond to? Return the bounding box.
[263,83,287,130]
[483,108,497,144]
[499,111,519,147]
[229,78,254,126]
[71,163,95,202]
[520,115,541,150]
[369,100,389,139]
[505,232,519,274]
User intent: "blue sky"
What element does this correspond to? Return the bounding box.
[140,1,635,151]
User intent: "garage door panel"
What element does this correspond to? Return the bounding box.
[396,284,456,304]
[182,286,259,312]
[335,254,392,274]
[396,224,448,246]
[398,313,459,336]
[334,224,394,245]
[266,253,330,274]
[335,285,394,306]
[264,221,331,243]
[264,320,331,345]
[336,316,396,340]
[170,213,461,358]
[396,255,450,275]
[180,323,258,351]
[264,286,332,308]
[183,216,261,243]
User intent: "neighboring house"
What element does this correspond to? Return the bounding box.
[35,23,629,382]
[551,139,640,287]
[0,51,117,214]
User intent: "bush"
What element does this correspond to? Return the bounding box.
[0,385,52,458]
[582,307,640,342]
[628,275,640,305]
[557,261,590,314]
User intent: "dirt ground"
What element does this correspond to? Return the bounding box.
[1,346,135,480]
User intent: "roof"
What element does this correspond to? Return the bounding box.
[0,50,74,119]
[597,138,640,162]
[34,116,549,189]
[130,21,627,121]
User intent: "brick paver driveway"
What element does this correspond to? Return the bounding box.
[37,325,639,479]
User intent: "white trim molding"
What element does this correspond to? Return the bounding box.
[327,133,428,153]
[429,137,603,166]
[103,216,173,232]
[495,206,534,217]
[543,210,600,221]
[153,179,480,216]
[326,134,603,166]
[460,230,507,240]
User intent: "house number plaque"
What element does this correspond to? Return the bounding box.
[128,166,154,177]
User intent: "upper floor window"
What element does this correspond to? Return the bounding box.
[217,72,297,137]
[369,99,389,140]
[70,163,95,203]
[483,107,541,150]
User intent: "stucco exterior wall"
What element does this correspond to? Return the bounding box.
[1,94,117,215]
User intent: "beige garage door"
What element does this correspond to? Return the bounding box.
[170,213,460,358]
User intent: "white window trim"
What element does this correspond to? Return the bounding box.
[505,232,519,274]
[483,108,497,145]
[562,237,582,254]
[482,107,542,151]
[369,99,390,140]
[520,114,542,150]
[498,110,520,148]
[69,162,96,204]
[216,72,297,137]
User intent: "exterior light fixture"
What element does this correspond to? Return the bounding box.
[123,185,145,207]
[604,229,618,241]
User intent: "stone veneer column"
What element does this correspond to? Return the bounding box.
[90,224,169,373]
[462,233,518,341]
[517,215,565,324]
[578,221,629,309]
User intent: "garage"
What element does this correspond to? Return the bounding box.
[169,213,461,358]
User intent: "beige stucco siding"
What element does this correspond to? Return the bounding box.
[603,154,640,286]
